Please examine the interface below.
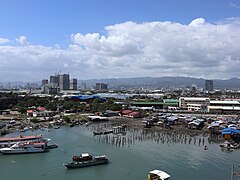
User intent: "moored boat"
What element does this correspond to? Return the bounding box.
[219,141,240,149]
[93,129,113,135]
[0,141,49,154]
[63,153,109,169]
[148,170,171,180]
[47,144,59,149]
[0,134,49,148]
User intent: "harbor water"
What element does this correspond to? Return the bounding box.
[0,125,239,180]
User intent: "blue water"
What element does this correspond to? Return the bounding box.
[0,125,239,180]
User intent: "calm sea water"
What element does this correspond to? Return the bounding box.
[0,125,239,180]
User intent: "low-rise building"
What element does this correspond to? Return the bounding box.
[32,111,54,118]
[179,97,210,109]
[208,100,240,114]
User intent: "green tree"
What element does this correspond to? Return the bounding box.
[63,101,75,110]
[63,116,71,123]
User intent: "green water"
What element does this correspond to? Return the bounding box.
[0,125,239,180]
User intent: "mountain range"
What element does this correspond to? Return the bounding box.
[1,77,239,90]
[79,77,240,90]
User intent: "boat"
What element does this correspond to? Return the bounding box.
[47,144,58,149]
[93,129,113,135]
[0,134,49,148]
[0,141,49,154]
[148,170,171,180]
[63,153,109,169]
[69,123,75,127]
[219,141,240,149]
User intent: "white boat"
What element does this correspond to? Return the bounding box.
[0,141,48,154]
[0,134,48,148]
[148,170,171,180]
[219,141,240,149]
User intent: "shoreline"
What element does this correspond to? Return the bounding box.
[0,114,230,144]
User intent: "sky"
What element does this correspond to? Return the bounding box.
[0,0,240,82]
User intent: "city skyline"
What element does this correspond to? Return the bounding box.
[0,0,240,81]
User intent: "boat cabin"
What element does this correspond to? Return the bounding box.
[72,153,93,162]
[148,170,170,180]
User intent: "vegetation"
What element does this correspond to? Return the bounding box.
[0,93,123,115]
[0,92,19,110]
[63,116,71,123]
[90,98,122,112]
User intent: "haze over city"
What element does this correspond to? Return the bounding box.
[0,0,240,82]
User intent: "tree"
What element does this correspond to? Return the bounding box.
[63,101,75,110]
[63,116,71,123]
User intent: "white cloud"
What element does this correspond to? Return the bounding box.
[230,2,240,9]
[16,36,30,45]
[0,18,240,81]
[0,37,10,44]
[188,18,206,27]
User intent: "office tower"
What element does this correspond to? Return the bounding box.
[81,82,87,90]
[191,84,197,94]
[95,83,108,90]
[48,83,59,94]
[205,80,213,92]
[59,74,70,90]
[50,75,59,85]
[41,79,48,86]
[70,78,77,90]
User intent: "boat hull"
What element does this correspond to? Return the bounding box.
[93,130,113,135]
[63,159,109,169]
[0,149,48,154]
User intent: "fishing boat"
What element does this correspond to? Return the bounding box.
[148,170,171,180]
[0,134,49,148]
[0,141,49,154]
[63,153,109,169]
[93,129,113,135]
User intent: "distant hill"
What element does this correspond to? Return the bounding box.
[79,77,240,89]
[1,77,239,90]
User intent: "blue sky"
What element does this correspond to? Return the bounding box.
[0,0,240,81]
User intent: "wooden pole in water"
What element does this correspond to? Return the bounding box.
[231,165,234,180]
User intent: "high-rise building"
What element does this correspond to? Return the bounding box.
[95,83,108,90]
[81,82,87,90]
[41,79,48,86]
[205,80,213,92]
[50,75,59,85]
[191,84,197,94]
[42,73,77,94]
[48,83,60,94]
[59,74,70,90]
[70,78,77,90]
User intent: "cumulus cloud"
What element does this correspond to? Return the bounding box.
[188,18,206,27]
[16,36,30,45]
[0,37,10,44]
[0,18,240,81]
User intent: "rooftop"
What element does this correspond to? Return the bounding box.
[180,97,210,101]
[149,170,170,179]
[210,100,240,105]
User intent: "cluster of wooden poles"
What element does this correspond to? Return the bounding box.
[89,124,209,147]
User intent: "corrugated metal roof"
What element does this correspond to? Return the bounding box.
[131,102,178,105]
[210,100,240,104]
[208,106,240,110]
[180,97,209,101]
